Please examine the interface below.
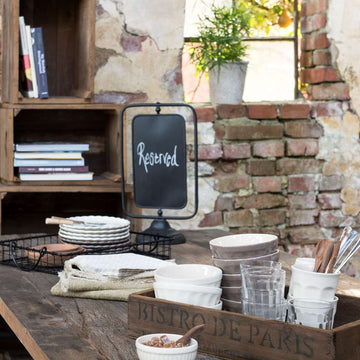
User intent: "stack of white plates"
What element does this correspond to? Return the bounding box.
[58,216,131,253]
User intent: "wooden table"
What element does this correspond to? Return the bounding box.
[0,230,359,360]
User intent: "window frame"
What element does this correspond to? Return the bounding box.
[184,0,300,101]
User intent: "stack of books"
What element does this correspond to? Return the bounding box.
[19,16,48,98]
[14,143,93,181]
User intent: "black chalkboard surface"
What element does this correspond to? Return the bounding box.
[132,114,187,209]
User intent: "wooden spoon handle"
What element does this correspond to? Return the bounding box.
[327,240,341,273]
[45,217,75,225]
[176,324,205,346]
[313,239,325,272]
[318,240,334,273]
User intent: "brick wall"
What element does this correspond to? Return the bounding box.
[300,0,350,101]
[193,102,352,256]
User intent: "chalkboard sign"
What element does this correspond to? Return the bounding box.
[132,114,187,209]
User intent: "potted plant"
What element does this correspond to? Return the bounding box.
[189,2,254,105]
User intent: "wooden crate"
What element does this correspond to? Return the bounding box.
[128,289,360,360]
[1,0,95,103]
[0,105,122,183]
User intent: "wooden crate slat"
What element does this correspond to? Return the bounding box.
[128,290,345,360]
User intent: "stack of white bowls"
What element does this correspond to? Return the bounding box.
[209,234,279,312]
[153,264,223,309]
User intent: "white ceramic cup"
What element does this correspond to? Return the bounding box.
[136,333,198,360]
[288,258,340,301]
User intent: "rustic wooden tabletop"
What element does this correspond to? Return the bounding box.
[0,230,359,360]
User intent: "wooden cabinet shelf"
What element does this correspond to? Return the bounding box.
[0,180,133,193]
[0,0,134,234]
[0,106,125,184]
[2,0,95,103]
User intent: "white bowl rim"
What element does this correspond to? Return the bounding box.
[213,249,280,262]
[222,273,242,277]
[210,233,278,248]
[155,264,222,282]
[221,286,242,289]
[153,281,222,294]
[221,297,242,305]
[136,333,198,353]
[291,263,340,277]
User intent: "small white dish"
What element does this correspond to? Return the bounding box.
[59,237,131,250]
[210,233,278,259]
[59,224,130,235]
[58,229,130,242]
[155,264,222,287]
[136,333,198,360]
[59,227,130,237]
[153,281,222,307]
[60,216,130,230]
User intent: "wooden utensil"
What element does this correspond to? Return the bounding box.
[313,238,334,273]
[32,243,85,253]
[45,216,106,226]
[26,243,85,267]
[175,324,205,346]
[313,239,326,272]
[327,239,341,273]
[318,240,334,273]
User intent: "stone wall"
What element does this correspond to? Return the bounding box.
[188,102,352,256]
[94,0,186,104]
[171,0,360,276]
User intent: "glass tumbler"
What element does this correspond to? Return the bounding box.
[242,297,287,320]
[287,298,336,329]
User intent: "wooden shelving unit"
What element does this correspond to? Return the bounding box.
[2,0,94,104]
[0,0,133,234]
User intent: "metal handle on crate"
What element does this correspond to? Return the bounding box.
[10,241,46,272]
[132,239,159,254]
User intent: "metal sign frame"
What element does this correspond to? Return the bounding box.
[120,102,198,221]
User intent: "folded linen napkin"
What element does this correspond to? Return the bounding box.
[59,268,155,292]
[51,282,149,301]
[50,253,175,301]
[65,252,174,277]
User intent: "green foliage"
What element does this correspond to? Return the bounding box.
[188,0,295,75]
[189,3,254,75]
[245,0,295,35]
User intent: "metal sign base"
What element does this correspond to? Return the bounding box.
[136,218,185,245]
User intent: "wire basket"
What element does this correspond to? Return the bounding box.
[0,232,172,275]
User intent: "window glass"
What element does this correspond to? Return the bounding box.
[183,0,297,102]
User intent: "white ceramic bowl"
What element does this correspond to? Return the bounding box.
[213,250,280,274]
[153,281,222,307]
[136,333,198,360]
[210,233,278,259]
[221,273,242,287]
[221,286,242,300]
[221,298,242,313]
[154,264,222,287]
